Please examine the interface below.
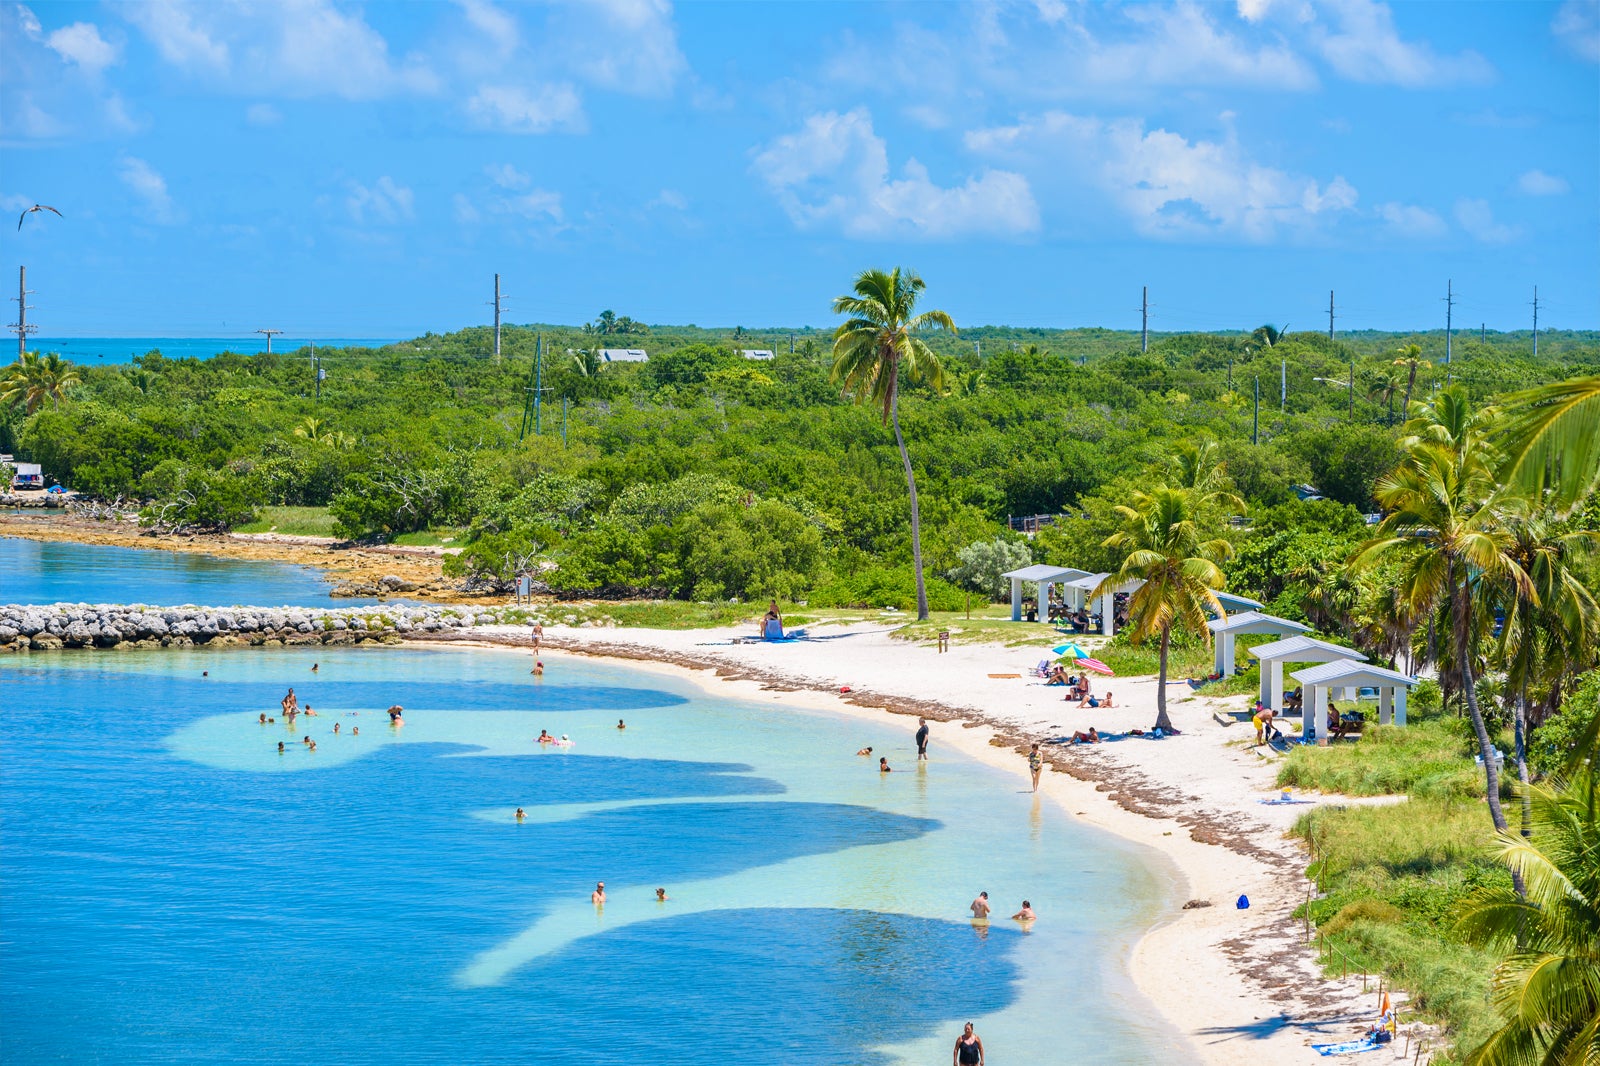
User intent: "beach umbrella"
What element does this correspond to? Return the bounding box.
[1052,643,1089,658]
[1076,657,1114,675]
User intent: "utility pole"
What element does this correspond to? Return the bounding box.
[1444,279,1455,375]
[255,328,283,355]
[1348,359,1355,421]
[1281,360,1287,412]
[312,343,322,401]
[534,333,544,434]
[1252,377,1259,445]
[562,396,568,447]
[1481,323,1486,343]
[1531,286,1539,357]
[789,332,794,354]
[1141,285,1149,353]
[489,274,506,363]
[1227,351,1233,393]
[1328,290,1335,342]
[974,340,980,360]
[9,265,37,360]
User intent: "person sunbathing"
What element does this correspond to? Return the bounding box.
[1072,728,1101,744]
[1100,691,1115,707]
[1045,666,1069,686]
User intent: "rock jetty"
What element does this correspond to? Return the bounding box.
[0,602,513,651]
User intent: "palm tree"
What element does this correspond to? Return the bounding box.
[1392,344,1424,416]
[1368,367,1406,426]
[1493,517,1599,823]
[1250,323,1288,348]
[1355,388,1532,836]
[1492,374,1600,515]
[1166,439,1246,514]
[1455,768,1600,1066]
[831,267,954,621]
[0,351,82,414]
[942,366,986,399]
[1096,487,1232,733]
[293,416,324,442]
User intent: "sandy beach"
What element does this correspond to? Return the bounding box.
[447,620,1423,1065]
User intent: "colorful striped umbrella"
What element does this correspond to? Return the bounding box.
[1075,657,1114,675]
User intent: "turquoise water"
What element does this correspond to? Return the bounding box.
[2,645,1179,1064]
[0,536,392,607]
[36,338,398,365]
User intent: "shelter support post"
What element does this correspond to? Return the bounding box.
[1307,686,1327,745]
[1216,632,1236,678]
[1265,660,1284,712]
[1101,591,1115,638]
[1011,578,1022,623]
[1394,689,1406,727]
[1379,689,1394,726]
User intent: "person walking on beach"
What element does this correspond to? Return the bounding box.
[1028,742,1044,791]
[969,892,991,920]
[531,623,542,652]
[915,717,929,761]
[953,1023,984,1066]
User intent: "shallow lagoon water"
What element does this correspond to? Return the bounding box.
[0,536,392,607]
[3,644,1180,1064]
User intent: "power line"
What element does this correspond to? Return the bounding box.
[1531,285,1540,358]
[254,328,283,355]
[489,274,508,363]
[1444,279,1455,378]
[1140,285,1149,353]
[1328,289,1336,342]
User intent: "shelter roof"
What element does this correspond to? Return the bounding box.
[1249,635,1366,662]
[1207,611,1311,636]
[1001,565,1090,582]
[1291,659,1416,688]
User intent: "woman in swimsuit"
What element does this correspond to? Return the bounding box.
[1028,743,1044,791]
[953,1023,984,1066]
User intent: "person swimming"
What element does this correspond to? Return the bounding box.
[351,726,358,736]
[333,722,340,734]
[856,746,873,756]
[537,730,554,744]
[259,713,267,725]
[311,663,319,672]
[656,887,669,902]
[531,660,544,676]
[515,807,525,822]
[617,719,626,730]
[303,705,317,717]
[277,741,285,753]
[387,705,404,726]
[879,756,892,773]
[307,739,317,752]
[1011,901,1036,921]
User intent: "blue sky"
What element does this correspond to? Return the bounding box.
[2,0,1597,338]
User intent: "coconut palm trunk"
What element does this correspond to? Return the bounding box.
[1402,362,1417,413]
[1155,626,1174,733]
[1454,563,1510,835]
[889,387,929,619]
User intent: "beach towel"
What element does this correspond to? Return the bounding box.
[1311,1037,1382,1056]
[1258,797,1315,805]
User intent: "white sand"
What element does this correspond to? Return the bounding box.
[469,620,1429,1064]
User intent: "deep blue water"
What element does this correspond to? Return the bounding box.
[36,338,398,365]
[1,549,1178,1064]
[0,536,390,607]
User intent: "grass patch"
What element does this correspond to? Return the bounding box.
[1287,736,1518,1061]
[892,610,1071,648]
[391,528,460,547]
[235,506,338,537]
[1277,720,1486,800]
[1095,638,1214,679]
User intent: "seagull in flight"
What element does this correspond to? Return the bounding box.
[17,205,62,230]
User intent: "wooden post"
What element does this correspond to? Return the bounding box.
[937,631,950,654]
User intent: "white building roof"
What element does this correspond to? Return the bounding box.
[741,349,775,360]
[1001,564,1091,582]
[600,348,649,362]
[1250,635,1367,663]
[1065,572,1143,595]
[1292,659,1416,688]
[1215,590,1265,611]
[1208,611,1310,637]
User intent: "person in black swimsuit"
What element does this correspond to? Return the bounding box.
[915,717,930,761]
[953,1022,984,1065]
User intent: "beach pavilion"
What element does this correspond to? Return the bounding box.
[1002,565,1093,622]
[1291,659,1418,744]
[1250,635,1367,712]
[1060,572,1145,637]
[1205,611,1310,678]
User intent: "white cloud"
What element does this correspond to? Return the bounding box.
[1454,198,1520,244]
[246,103,281,126]
[649,189,688,211]
[1310,0,1493,86]
[1515,169,1569,196]
[125,1,437,99]
[456,0,519,63]
[504,189,563,222]
[549,0,685,96]
[485,163,531,189]
[753,108,1039,240]
[1553,0,1600,62]
[119,157,179,224]
[46,22,119,75]
[1376,201,1447,238]
[453,193,481,225]
[346,176,415,225]
[966,111,1356,241]
[466,84,585,134]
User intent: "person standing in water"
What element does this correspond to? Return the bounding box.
[1028,743,1044,792]
[591,882,606,905]
[915,717,930,761]
[953,1023,984,1066]
[531,623,543,652]
[969,892,991,920]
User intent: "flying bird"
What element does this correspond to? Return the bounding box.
[17,205,62,230]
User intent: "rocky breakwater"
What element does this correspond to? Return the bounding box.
[0,603,512,651]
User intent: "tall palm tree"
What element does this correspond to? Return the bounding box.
[1456,768,1600,1066]
[831,267,954,621]
[1,351,82,414]
[572,348,604,377]
[1492,374,1600,515]
[1356,388,1532,836]
[1250,323,1288,347]
[1096,487,1232,733]
[1392,344,1424,416]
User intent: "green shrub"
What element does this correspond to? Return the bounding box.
[807,567,965,611]
[1320,899,1405,937]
